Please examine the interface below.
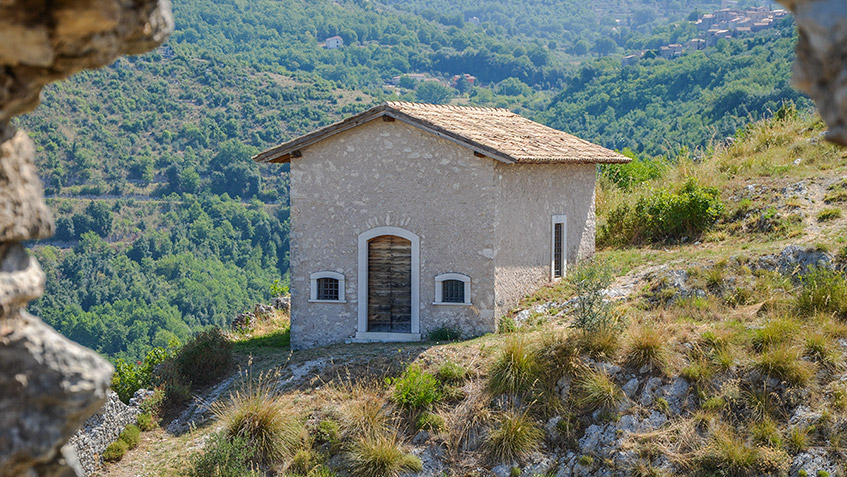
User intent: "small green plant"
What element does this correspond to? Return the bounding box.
[484,411,544,463]
[578,454,594,466]
[187,432,259,477]
[799,470,809,477]
[288,448,324,475]
[785,426,810,453]
[569,260,622,335]
[701,396,725,412]
[136,412,156,431]
[832,385,847,411]
[575,368,624,412]
[751,317,798,351]
[393,365,442,410]
[102,440,128,462]
[436,361,467,383]
[655,397,670,414]
[498,316,518,333]
[817,207,842,222]
[750,417,782,448]
[112,344,176,403]
[415,411,445,432]
[345,433,422,477]
[315,420,341,447]
[795,267,847,320]
[428,326,462,342]
[488,335,541,397]
[119,424,141,449]
[270,278,290,296]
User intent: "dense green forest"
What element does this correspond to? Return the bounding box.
[15,0,805,362]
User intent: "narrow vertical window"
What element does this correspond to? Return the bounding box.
[551,215,567,280]
[554,223,563,278]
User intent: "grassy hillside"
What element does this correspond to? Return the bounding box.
[16,0,808,363]
[98,111,847,476]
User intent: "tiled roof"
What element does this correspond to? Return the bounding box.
[253,102,630,165]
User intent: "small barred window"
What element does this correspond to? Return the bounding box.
[316,277,339,301]
[441,279,465,304]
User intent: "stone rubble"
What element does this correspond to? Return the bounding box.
[67,392,142,476]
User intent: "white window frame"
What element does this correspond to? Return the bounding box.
[551,215,567,281]
[433,273,472,305]
[309,271,346,303]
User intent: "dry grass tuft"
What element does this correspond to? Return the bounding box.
[754,344,815,387]
[211,370,305,465]
[484,410,544,463]
[345,432,422,477]
[624,324,670,372]
[574,367,625,412]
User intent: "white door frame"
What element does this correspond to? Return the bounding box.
[355,226,421,342]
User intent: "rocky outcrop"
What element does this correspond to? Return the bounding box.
[777,0,847,146]
[67,392,142,476]
[0,0,174,123]
[0,1,173,476]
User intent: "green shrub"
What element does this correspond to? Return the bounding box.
[139,387,165,416]
[102,440,128,462]
[112,345,175,403]
[484,411,544,463]
[393,365,442,410]
[188,432,258,477]
[119,424,141,449]
[601,149,667,190]
[578,454,594,466]
[175,328,233,387]
[817,207,842,222]
[795,267,847,320]
[436,361,467,383]
[600,178,724,246]
[415,411,445,431]
[428,326,462,342]
[345,433,422,477]
[315,420,341,447]
[488,335,541,397]
[498,316,518,333]
[136,412,156,431]
[569,260,621,335]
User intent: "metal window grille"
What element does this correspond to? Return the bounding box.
[554,222,563,278]
[442,279,465,303]
[317,277,339,300]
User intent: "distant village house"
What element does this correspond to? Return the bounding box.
[254,102,630,349]
[325,35,343,49]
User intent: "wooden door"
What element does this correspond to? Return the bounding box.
[367,235,412,333]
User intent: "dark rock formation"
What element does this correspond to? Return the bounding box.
[777,0,847,146]
[0,1,173,476]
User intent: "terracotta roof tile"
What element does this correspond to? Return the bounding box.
[253,102,631,165]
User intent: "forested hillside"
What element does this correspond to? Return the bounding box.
[15,0,806,362]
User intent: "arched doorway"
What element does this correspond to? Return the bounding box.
[357,226,420,340]
[367,235,412,332]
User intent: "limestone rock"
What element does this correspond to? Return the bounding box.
[0,243,45,318]
[0,127,53,241]
[0,313,113,477]
[0,0,174,122]
[777,0,847,145]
